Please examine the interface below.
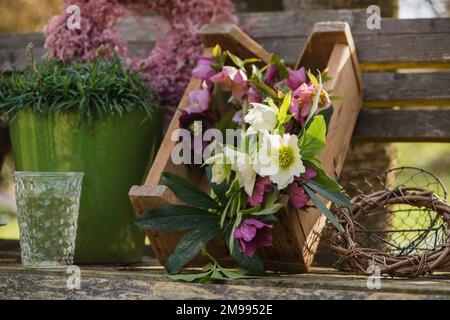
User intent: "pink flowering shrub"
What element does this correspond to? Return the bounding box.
[44,0,127,62]
[126,0,237,111]
[44,0,237,115]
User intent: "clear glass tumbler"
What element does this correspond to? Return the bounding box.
[14,172,84,268]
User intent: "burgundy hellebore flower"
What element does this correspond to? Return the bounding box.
[179,110,214,154]
[287,183,310,209]
[287,166,317,208]
[192,56,217,80]
[234,219,273,257]
[286,67,306,91]
[249,176,273,206]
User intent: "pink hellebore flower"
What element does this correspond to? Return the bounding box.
[249,176,273,206]
[286,67,306,91]
[234,219,273,257]
[185,88,210,114]
[210,66,248,101]
[318,88,332,110]
[232,110,244,125]
[192,56,217,80]
[289,83,315,124]
[287,166,317,209]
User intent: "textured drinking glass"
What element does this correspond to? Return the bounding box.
[14,172,84,268]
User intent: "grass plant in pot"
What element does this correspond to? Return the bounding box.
[0,53,162,264]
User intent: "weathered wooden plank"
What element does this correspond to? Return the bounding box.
[363,72,450,106]
[115,12,450,42]
[1,13,449,69]
[254,33,450,70]
[239,12,450,38]
[1,264,450,300]
[353,109,450,142]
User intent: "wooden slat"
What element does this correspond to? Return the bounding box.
[237,11,450,37]
[363,72,450,107]
[1,12,449,69]
[353,109,450,142]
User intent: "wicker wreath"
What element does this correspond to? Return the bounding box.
[329,174,450,278]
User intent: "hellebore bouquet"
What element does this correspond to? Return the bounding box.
[136,45,351,281]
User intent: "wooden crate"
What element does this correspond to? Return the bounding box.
[129,22,363,273]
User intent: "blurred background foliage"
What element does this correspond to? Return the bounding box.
[1,0,449,239]
[0,0,60,32]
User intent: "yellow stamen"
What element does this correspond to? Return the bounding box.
[278,146,293,168]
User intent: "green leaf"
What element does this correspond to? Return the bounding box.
[270,54,288,79]
[166,227,221,273]
[307,70,319,88]
[299,115,326,159]
[252,80,277,98]
[167,270,212,282]
[219,268,255,280]
[314,171,342,191]
[230,238,266,276]
[306,84,322,125]
[243,58,261,64]
[317,105,334,129]
[304,186,344,232]
[136,205,220,231]
[249,203,283,216]
[305,180,352,208]
[303,158,342,191]
[161,172,219,209]
[215,110,236,133]
[227,51,245,68]
[228,212,242,253]
[210,268,226,280]
[212,44,222,60]
[258,214,277,222]
[277,91,291,125]
[251,65,264,82]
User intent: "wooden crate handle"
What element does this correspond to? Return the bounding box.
[297,22,363,92]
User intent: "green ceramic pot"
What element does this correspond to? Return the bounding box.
[9,108,161,264]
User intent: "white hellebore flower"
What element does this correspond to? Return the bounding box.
[223,147,256,196]
[244,103,278,134]
[211,161,231,185]
[253,133,305,189]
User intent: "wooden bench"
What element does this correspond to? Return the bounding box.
[1,9,449,299]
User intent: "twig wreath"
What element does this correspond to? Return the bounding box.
[329,185,450,278]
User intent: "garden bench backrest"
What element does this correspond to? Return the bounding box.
[1,9,449,142]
